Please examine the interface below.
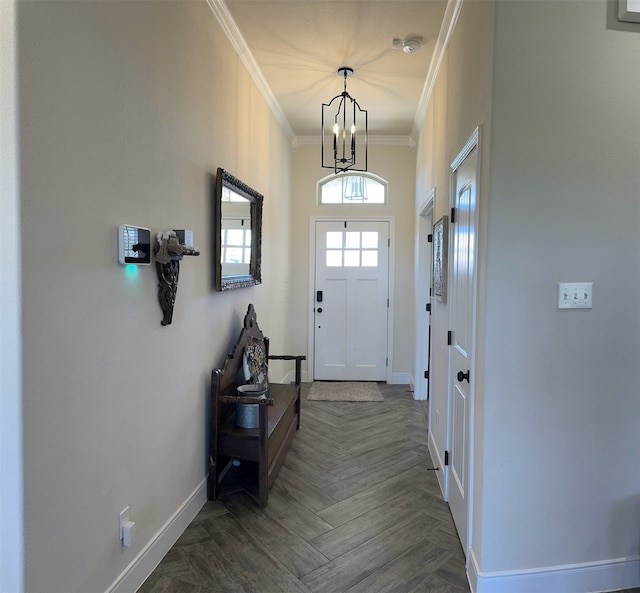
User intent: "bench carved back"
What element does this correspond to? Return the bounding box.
[213,304,270,421]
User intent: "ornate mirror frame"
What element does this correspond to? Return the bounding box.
[214,167,263,291]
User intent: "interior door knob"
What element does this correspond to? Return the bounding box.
[457,370,470,383]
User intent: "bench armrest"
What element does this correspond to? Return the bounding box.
[268,355,306,361]
[268,354,306,384]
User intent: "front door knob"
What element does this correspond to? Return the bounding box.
[457,370,470,383]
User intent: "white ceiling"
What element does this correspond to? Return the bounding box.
[210,0,450,144]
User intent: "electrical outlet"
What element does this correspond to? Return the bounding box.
[119,506,130,540]
[558,282,593,309]
[119,506,136,547]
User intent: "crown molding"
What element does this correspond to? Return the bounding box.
[209,0,462,151]
[206,0,296,144]
[411,0,465,145]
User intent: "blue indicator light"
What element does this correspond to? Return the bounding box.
[125,265,139,279]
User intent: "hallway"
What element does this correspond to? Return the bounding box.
[140,383,470,592]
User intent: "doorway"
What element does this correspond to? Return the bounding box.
[415,191,434,402]
[310,219,392,381]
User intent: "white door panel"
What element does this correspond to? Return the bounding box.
[314,221,389,381]
[450,383,467,496]
[448,137,478,557]
[319,278,348,371]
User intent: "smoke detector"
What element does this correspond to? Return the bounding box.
[402,37,421,54]
[391,37,422,54]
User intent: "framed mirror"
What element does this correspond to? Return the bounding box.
[214,168,263,291]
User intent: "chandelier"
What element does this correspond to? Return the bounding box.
[321,67,368,174]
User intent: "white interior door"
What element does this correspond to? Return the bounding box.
[314,220,389,381]
[448,135,479,555]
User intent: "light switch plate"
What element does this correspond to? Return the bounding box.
[558,282,593,309]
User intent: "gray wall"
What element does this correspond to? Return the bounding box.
[478,0,640,573]
[418,0,640,586]
[15,2,293,592]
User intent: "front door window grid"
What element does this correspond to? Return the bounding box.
[325,231,379,268]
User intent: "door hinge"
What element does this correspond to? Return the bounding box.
[426,303,431,312]
[386,357,389,367]
[447,330,453,345]
[424,370,429,379]
[444,450,450,466]
[388,238,390,248]
[387,298,389,308]
[450,207,456,223]
[427,233,433,243]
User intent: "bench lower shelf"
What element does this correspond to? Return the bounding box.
[214,386,300,507]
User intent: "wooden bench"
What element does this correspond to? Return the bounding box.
[208,304,305,507]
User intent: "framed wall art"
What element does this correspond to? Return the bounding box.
[432,215,448,302]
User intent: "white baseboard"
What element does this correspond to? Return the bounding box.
[469,547,640,593]
[408,374,417,396]
[411,373,428,400]
[105,478,207,593]
[299,373,412,385]
[390,372,411,385]
[279,369,296,384]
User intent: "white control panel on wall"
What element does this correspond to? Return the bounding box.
[558,282,593,309]
[618,0,640,23]
[118,224,151,265]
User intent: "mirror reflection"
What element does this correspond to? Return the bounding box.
[221,189,252,278]
[214,168,263,291]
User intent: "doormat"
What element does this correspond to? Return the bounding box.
[308,381,384,402]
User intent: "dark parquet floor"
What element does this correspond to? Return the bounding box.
[137,383,640,593]
[140,383,469,593]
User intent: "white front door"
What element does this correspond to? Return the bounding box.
[448,133,479,555]
[314,220,389,381]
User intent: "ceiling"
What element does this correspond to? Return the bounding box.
[210,0,450,145]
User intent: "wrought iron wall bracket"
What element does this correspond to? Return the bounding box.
[154,249,199,326]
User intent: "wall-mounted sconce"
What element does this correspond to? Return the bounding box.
[154,230,199,326]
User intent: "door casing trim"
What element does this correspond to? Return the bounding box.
[414,190,435,401]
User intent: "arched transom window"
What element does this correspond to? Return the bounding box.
[318,172,387,204]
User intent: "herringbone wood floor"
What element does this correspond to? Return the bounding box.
[138,383,640,593]
[140,383,469,593]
